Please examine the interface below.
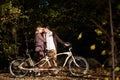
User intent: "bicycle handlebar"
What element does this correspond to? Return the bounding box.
[65,42,72,51]
[69,47,72,51]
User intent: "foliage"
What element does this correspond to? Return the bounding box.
[0,0,120,69]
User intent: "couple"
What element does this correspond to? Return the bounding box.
[35,25,69,68]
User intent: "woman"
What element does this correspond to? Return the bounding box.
[35,26,46,60]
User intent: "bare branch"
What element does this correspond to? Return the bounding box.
[90,19,110,39]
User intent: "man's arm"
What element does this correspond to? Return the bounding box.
[54,33,65,45]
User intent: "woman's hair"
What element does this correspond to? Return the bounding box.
[35,26,43,33]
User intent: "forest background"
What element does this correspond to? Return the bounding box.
[0,0,120,72]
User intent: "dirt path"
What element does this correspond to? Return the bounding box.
[1,72,120,80]
[0,73,85,80]
[0,68,120,80]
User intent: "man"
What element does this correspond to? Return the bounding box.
[43,26,69,74]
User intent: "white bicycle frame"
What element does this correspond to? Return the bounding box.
[18,47,79,71]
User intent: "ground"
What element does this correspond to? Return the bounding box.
[0,67,120,80]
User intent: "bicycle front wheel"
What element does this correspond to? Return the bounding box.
[9,59,28,78]
[69,56,89,76]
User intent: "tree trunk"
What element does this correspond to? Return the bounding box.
[109,0,115,79]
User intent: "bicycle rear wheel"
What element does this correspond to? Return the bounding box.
[69,56,89,76]
[9,59,28,78]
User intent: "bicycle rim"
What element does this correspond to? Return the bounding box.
[69,56,89,76]
[9,59,28,78]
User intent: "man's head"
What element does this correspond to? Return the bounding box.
[43,26,51,33]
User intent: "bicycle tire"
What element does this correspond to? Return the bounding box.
[9,59,29,78]
[69,56,89,76]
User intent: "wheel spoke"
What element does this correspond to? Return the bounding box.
[69,56,89,76]
[9,59,28,78]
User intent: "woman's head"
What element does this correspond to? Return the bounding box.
[36,26,43,33]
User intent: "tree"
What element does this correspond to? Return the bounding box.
[0,0,120,72]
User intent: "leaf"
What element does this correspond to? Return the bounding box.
[94,29,102,35]
[77,32,82,40]
[101,50,106,55]
[90,44,96,50]
[117,4,120,10]
[114,67,120,71]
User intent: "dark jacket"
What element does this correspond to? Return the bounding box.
[53,32,66,49]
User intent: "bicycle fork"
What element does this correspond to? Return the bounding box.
[71,56,80,67]
[62,52,72,67]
